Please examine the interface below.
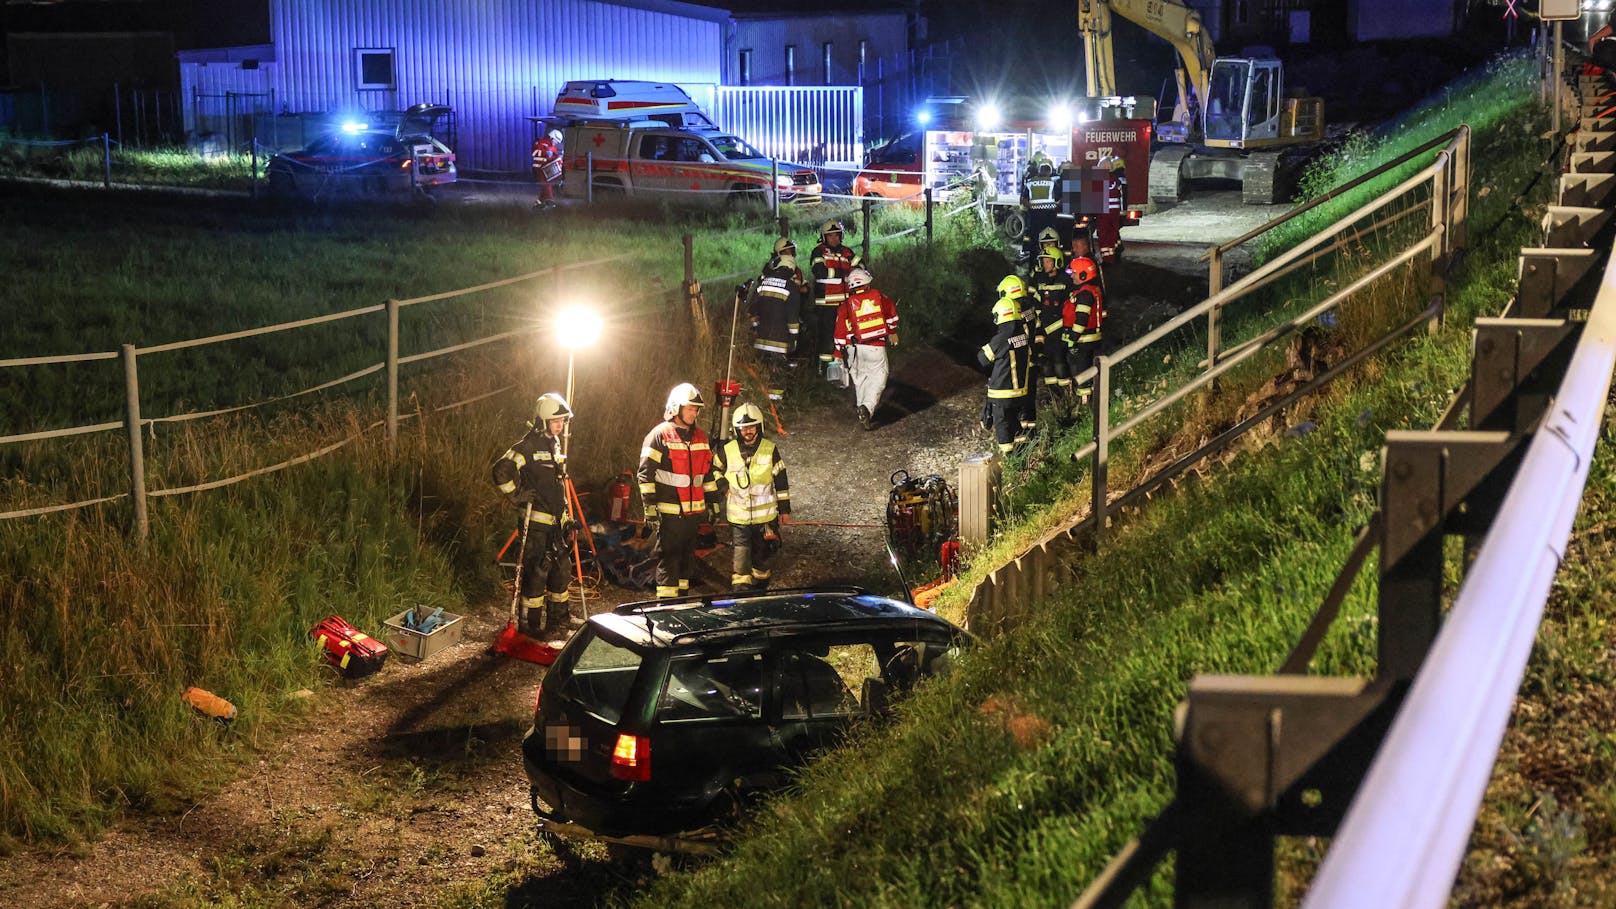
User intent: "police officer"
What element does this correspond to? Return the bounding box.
[979,276,1035,454]
[811,219,862,378]
[1020,152,1059,262]
[638,383,721,599]
[491,393,577,638]
[713,403,791,590]
[747,237,807,400]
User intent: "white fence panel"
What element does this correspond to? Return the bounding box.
[710,86,863,168]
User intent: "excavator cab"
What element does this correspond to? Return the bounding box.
[1203,58,1282,145]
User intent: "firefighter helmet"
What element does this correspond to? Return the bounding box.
[1038,226,1061,246]
[531,392,572,427]
[664,382,706,420]
[820,219,846,240]
[997,274,1028,299]
[547,129,562,143]
[847,266,873,290]
[1039,245,1063,266]
[732,402,765,431]
[777,254,798,272]
[1070,256,1099,285]
[773,236,796,256]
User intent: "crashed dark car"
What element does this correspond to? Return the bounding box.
[266,104,456,198]
[521,588,968,852]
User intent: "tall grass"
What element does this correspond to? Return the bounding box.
[0,187,999,846]
[624,51,1556,908]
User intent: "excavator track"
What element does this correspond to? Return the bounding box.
[1243,151,1283,205]
[1150,146,1192,205]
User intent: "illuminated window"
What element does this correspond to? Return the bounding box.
[355,48,395,90]
[739,48,753,86]
[785,44,796,86]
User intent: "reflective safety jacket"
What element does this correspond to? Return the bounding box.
[811,243,862,308]
[1031,268,1075,347]
[833,287,899,350]
[1024,175,1058,210]
[1072,283,1104,344]
[714,437,791,525]
[531,136,562,183]
[638,420,720,517]
[746,258,805,355]
[491,429,568,526]
[978,298,1033,399]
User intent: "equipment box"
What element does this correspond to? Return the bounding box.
[382,607,465,662]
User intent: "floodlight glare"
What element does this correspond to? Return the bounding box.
[1047,104,1073,130]
[916,109,933,126]
[555,305,603,349]
[976,103,1002,131]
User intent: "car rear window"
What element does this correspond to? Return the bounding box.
[551,630,644,724]
[658,652,765,723]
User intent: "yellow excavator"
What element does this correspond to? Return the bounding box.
[1078,0,1324,205]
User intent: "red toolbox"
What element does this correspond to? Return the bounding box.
[310,615,389,679]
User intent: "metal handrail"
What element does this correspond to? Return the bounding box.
[1301,235,1616,909]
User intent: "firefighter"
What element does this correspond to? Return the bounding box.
[746,237,807,400]
[810,219,862,378]
[1035,227,1065,270]
[978,276,1034,454]
[1020,151,1059,262]
[491,393,577,638]
[637,383,721,599]
[532,129,563,210]
[1031,244,1078,416]
[833,266,899,430]
[1069,255,1105,401]
[713,403,791,590]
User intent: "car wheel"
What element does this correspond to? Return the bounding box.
[999,209,1027,242]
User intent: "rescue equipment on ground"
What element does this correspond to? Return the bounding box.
[605,472,634,523]
[401,606,447,634]
[885,470,959,569]
[181,686,237,722]
[310,615,389,679]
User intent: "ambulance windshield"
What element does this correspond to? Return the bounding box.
[710,134,765,161]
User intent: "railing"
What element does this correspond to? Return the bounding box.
[967,125,1472,633]
[1071,67,1612,909]
[1,195,966,535]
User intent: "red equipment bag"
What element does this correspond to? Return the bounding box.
[310,615,389,679]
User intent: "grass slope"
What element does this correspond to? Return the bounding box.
[627,52,1576,908]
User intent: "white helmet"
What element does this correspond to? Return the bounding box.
[847,266,873,290]
[732,402,765,432]
[547,129,562,143]
[664,382,705,420]
[530,392,572,427]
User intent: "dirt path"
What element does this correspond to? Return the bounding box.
[0,219,1216,909]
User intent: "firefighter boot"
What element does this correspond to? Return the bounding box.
[545,603,573,642]
[520,598,546,637]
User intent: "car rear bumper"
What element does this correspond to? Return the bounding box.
[522,730,708,836]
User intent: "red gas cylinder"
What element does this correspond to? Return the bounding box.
[606,473,633,523]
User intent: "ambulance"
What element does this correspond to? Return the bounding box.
[549,80,715,129]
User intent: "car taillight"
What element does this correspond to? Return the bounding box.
[610,733,651,782]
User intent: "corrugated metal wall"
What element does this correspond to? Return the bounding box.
[229,0,723,173]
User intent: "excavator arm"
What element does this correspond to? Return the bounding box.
[1077,0,1216,137]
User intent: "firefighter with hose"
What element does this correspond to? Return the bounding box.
[713,403,791,590]
[638,383,722,599]
[833,266,899,430]
[491,393,579,639]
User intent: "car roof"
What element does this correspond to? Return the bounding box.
[594,588,960,649]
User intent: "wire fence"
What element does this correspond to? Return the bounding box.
[1,187,975,533]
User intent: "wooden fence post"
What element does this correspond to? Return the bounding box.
[862,197,872,262]
[386,299,400,453]
[122,344,148,539]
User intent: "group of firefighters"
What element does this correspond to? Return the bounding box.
[490,207,1104,641]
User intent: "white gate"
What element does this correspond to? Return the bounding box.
[708,86,863,168]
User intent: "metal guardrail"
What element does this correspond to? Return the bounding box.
[1072,67,1614,909]
[966,125,1472,634]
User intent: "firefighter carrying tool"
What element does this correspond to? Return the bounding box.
[638,383,721,599]
[833,266,899,431]
[811,219,863,379]
[491,393,579,643]
[979,276,1035,454]
[713,403,791,590]
[532,129,563,210]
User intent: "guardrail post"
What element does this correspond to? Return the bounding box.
[102,133,112,190]
[1207,245,1224,297]
[925,187,934,250]
[385,299,400,452]
[862,197,872,263]
[586,152,594,206]
[122,344,148,540]
[1091,355,1110,544]
[1430,153,1450,299]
